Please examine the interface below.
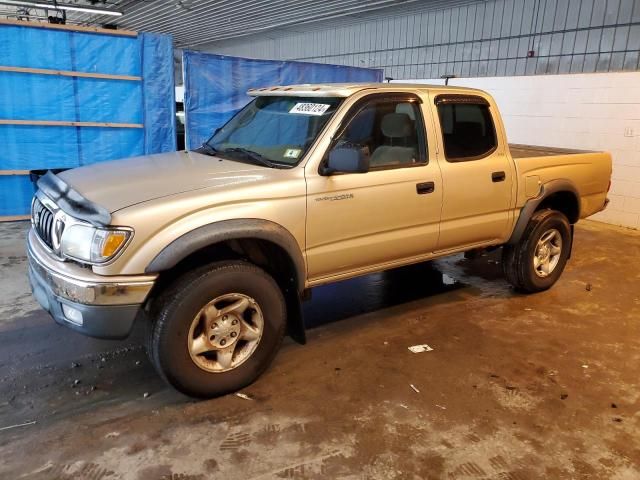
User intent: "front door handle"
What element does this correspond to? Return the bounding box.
[492,171,506,182]
[416,181,435,194]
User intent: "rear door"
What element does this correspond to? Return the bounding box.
[432,94,515,251]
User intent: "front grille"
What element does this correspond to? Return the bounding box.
[32,197,55,249]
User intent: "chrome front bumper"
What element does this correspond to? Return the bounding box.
[27,229,156,306]
[27,228,157,339]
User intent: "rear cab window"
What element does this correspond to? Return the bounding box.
[436,95,497,162]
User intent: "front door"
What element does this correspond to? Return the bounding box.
[304,93,442,282]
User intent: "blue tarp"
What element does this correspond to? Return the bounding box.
[183,51,383,150]
[141,32,176,155]
[0,25,176,216]
[0,175,35,218]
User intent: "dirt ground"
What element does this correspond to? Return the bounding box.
[0,219,638,480]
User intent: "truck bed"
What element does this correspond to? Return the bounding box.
[509,143,611,221]
[509,144,594,159]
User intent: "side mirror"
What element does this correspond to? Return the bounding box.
[322,147,369,175]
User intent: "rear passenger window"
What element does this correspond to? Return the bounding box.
[437,98,497,161]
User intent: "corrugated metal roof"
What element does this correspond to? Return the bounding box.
[0,0,482,48]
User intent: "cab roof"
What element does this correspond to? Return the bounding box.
[247,82,485,98]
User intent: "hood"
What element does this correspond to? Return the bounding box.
[58,151,270,213]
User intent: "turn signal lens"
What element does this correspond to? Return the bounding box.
[101,232,128,258]
[91,229,131,262]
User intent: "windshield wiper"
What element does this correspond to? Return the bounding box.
[221,147,279,168]
[194,143,219,156]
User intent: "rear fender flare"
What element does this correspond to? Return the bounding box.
[508,179,580,245]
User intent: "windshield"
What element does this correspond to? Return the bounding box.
[204,96,344,167]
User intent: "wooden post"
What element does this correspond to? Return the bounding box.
[0,120,143,128]
[0,66,141,82]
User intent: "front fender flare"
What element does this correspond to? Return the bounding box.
[145,219,306,293]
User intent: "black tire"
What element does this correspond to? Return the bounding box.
[502,209,572,293]
[148,261,286,398]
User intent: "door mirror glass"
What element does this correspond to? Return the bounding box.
[323,147,369,175]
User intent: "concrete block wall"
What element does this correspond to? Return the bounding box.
[407,72,640,229]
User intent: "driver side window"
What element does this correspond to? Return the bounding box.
[334,98,427,169]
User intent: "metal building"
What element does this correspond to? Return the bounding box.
[204,0,640,79]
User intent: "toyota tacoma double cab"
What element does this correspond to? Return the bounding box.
[27,83,612,397]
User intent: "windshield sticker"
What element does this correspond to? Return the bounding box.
[284,148,302,159]
[289,103,331,115]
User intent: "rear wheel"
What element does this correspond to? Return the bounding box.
[502,209,572,293]
[149,261,286,398]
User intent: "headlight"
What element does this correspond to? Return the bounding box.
[60,224,132,264]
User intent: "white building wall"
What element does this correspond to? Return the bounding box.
[406,72,640,229]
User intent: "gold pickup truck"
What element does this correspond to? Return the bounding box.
[27,83,611,397]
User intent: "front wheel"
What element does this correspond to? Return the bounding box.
[502,209,572,293]
[148,261,286,398]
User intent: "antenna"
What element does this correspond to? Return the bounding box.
[441,74,457,86]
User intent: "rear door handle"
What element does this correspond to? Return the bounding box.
[416,181,435,194]
[492,171,506,182]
